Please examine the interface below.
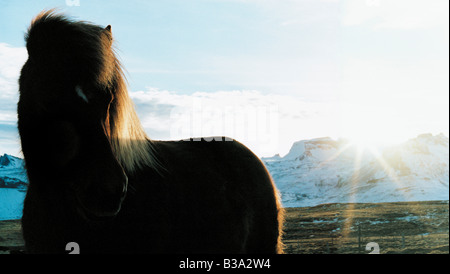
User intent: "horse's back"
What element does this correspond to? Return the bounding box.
[149,137,283,253]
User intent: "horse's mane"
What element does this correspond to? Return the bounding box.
[26,10,159,173]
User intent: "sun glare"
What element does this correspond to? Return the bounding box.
[343,130,393,152]
[334,121,413,240]
[339,107,407,151]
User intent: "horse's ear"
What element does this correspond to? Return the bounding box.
[104,25,113,43]
[102,25,112,46]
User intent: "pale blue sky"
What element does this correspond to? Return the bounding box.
[0,0,341,95]
[0,0,448,157]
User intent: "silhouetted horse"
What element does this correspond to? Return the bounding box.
[18,10,284,254]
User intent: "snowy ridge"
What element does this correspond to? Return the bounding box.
[0,154,28,187]
[0,154,28,220]
[0,134,449,219]
[263,133,449,207]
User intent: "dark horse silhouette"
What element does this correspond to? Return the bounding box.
[18,10,284,254]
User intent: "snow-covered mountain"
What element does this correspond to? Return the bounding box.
[0,154,28,220]
[0,154,28,189]
[0,133,448,219]
[263,133,449,207]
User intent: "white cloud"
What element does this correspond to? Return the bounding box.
[0,43,28,123]
[130,87,340,157]
[0,43,27,79]
[342,0,449,30]
[0,43,26,156]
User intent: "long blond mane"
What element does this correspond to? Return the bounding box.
[106,57,159,173]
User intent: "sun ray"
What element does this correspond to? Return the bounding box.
[341,144,364,242]
[366,145,411,200]
[300,136,417,248]
[316,142,353,169]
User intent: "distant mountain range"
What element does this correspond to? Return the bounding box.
[0,133,448,220]
[0,154,27,190]
[0,154,28,220]
[262,133,449,207]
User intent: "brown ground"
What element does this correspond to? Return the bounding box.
[0,219,23,254]
[0,200,448,254]
[283,200,449,254]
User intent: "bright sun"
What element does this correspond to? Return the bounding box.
[345,131,388,150]
[339,103,409,150]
